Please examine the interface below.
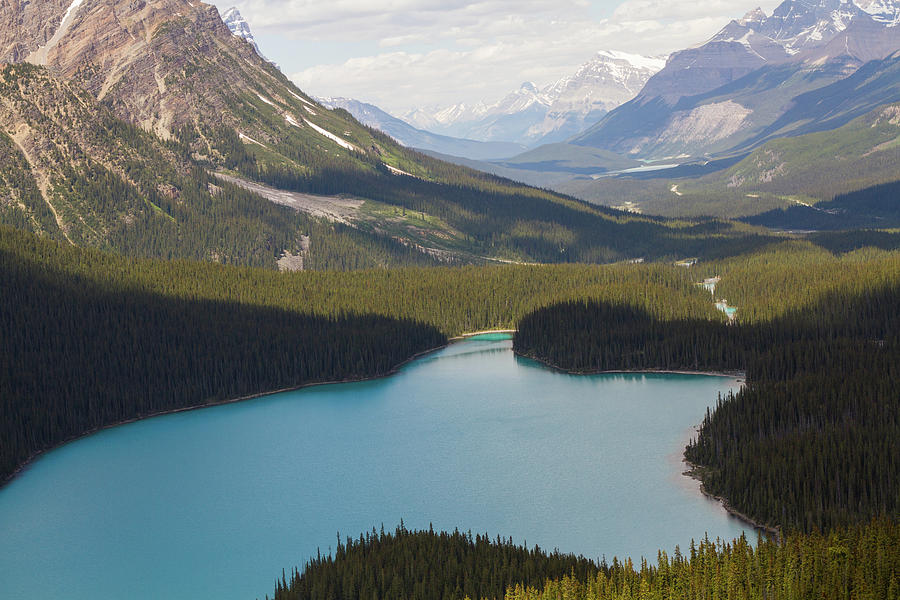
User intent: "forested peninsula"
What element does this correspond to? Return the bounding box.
[271,521,900,600]
[265,242,900,600]
[513,244,900,533]
[4,226,900,600]
[0,225,716,485]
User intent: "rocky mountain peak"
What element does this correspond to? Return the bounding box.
[402,49,664,147]
[759,0,868,53]
[0,0,323,146]
[221,6,262,56]
[739,7,768,25]
[855,0,900,24]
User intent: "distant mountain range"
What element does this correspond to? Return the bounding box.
[572,0,900,159]
[1,0,741,268]
[403,51,667,148]
[222,8,524,159]
[317,97,526,160]
[3,0,897,245]
[219,10,664,158]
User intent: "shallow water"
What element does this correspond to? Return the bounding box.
[0,334,748,599]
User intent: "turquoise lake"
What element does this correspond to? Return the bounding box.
[0,334,749,599]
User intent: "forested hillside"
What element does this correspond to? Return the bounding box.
[0,226,723,484]
[273,525,600,600]
[269,517,900,600]
[514,244,900,532]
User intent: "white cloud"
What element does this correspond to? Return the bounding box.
[611,0,764,21]
[218,0,783,113]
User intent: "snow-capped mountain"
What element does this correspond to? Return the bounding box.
[318,97,526,160]
[532,51,668,144]
[753,0,866,54]
[222,7,261,57]
[856,0,900,24]
[573,0,900,158]
[639,0,888,102]
[403,51,665,147]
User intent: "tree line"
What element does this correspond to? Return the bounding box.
[269,521,900,600]
[514,247,900,533]
[0,226,717,484]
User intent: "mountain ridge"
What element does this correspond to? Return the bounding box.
[571,0,900,159]
[402,51,666,148]
[0,0,771,267]
[317,97,526,160]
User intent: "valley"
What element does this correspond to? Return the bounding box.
[0,1,899,599]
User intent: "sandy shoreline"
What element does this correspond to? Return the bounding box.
[449,329,517,340]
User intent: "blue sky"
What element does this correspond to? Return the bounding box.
[212,0,781,113]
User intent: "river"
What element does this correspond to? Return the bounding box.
[0,334,748,599]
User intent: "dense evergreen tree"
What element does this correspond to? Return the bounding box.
[270,521,900,600]
[511,520,900,600]
[514,248,900,532]
[0,226,716,483]
[273,525,600,600]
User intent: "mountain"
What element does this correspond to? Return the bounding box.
[0,62,314,267]
[317,97,526,160]
[404,51,665,147]
[572,0,900,159]
[559,94,900,220]
[221,6,262,57]
[849,0,900,24]
[0,0,766,267]
[708,98,900,200]
[419,81,552,146]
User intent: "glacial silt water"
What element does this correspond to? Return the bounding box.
[0,335,748,599]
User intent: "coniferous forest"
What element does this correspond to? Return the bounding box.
[0,225,715,484]
[4,224,900,600]
[272,521,900,600]
[3,0,900,597]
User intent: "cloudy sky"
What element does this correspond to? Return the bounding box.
[213,0,782,114]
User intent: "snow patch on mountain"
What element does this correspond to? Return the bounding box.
[856,0,900,24]
[594,50,667,72]
[222,7,264,57]
[26,0,86,65]
[303,118,360,152]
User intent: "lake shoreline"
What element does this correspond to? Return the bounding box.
[3,329,758,544]
[515,351,746,379]
[516,350,769,537]
[682,460,782,542]
[0,337,464,491]
[1,331,524,491]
